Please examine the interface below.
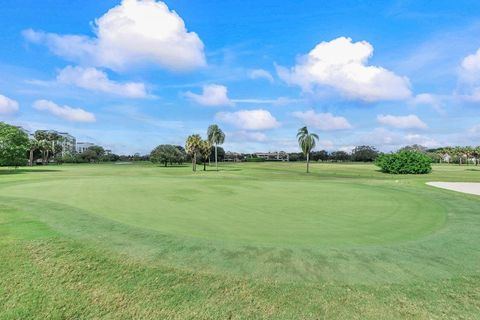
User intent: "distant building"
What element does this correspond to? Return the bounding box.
[255,151,289,161]
[224,152,243,162]
[57,132,76,155]
[76,142,95,153]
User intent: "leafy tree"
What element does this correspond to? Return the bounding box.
[209,146,225,162]
[0,122,29,168]
[150,144,184,167]
[311,150,329,162]
[27,138,40,166]
[199,140,211,171]
[375,150,432,174]
[330,151,350,162]
[79,145,105,163]
[399,144,427,153]
[101,153,120,162]
[297,126,319,173]
[185,134,202,172]
[207,124,225,171]
[351,145,379,162]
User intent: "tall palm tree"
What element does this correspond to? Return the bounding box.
[207,124,225,171]
[297,126,319,173]
[185,134,202,172]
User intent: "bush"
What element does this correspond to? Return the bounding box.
[375,150,432,174]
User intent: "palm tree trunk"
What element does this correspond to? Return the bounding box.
[29,149,34,166]
[306,153,310,173]
[215,144,218,171]
[204,160,206,171]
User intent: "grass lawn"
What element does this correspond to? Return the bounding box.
[1,162,479,318]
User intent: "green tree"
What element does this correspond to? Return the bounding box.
[27,138,40,166]
[207,124,225,171]
[297,126,319,173]
[199,140,211,171]
[185,134,202,172]
[351,145,378,162]
[150,144,184,167]
[0,122,29,168]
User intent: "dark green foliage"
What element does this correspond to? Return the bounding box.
[330,151,350,162]
[245,157,265,162]
[209,146,225,162]
[0,122,29,167]
[376,150,432,174]
[351,145,379,162]
[150,144,185,167]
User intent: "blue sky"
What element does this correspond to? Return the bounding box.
[1,0,480,154]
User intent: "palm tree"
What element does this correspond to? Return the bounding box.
[199,140,211,171]
[27,138,39,166]
[207,124,225,171]
[464,146,474,165]
[473,146,480,166]
[185,134,202,172]
[297,126,319,173]
[454,146,465,165]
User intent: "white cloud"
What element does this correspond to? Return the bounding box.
[248,69,274,82]
[57,66,147,98]
[23,0,205,71]
[468,124,480,134]
[185,84,234,107]
[276,37,411,101]
[33,99,96,122]
[359,128,438,150]
[231,131,268,142]
[0,94,19,114]
[377,114,427,129]
[460,48,480,83]
[215,109,280,130]
[232,97,302,106]
[410,93,445,114]
[292,110,352,131]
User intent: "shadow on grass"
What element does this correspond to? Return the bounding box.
[0,168,61,175]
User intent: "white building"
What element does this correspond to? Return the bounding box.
[255,151,289,161]
[76,142,95,153]
[57,132,76,155]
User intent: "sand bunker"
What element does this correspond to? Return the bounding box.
[427,182,480,196]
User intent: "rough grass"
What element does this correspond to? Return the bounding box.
[1,162,480,318]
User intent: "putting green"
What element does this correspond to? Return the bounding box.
[4,175,445,246]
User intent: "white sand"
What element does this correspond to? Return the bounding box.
[427,182,480,196]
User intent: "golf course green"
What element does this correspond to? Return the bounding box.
[1,162,479,318]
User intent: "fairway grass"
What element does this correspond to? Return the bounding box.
[1,162,480,318]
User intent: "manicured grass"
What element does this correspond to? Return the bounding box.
[1,162,480,318]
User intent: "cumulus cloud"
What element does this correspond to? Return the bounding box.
[57,66,147,98]
[248,69,274,82]
[0,94,19,114]
[460,48,480,83]
[276,37,411,101]
[360,128,438,150]
[23,0,205,71]
[215,109,280,130]
[457,48,480,101]
[231,131,268,142]
[292,110,352,131]
[33,99,96,122]
[377,114,427,129]
[185,84,234,107]
[410,93,446,114]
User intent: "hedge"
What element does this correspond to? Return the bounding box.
[375,150,432,174]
